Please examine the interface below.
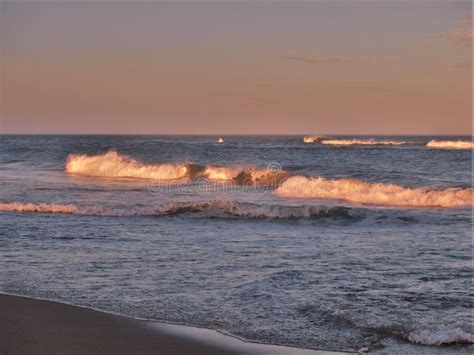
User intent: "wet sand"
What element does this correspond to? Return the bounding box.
[0,294,349,355]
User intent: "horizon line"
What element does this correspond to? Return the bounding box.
[0,133,472,137]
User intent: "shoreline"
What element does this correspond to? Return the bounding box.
[0,293,351,355]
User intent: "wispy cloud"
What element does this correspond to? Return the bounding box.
[452,61,471,70]
[281,55,344,64]
[434,28,473,45]
[432,11,473,46]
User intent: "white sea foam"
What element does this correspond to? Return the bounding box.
[66,150,188,180]
[0,200,356,220]
[203,165,287,185]
[0,202,79,214]
[408,323,474,345]
[275,176,473,208]
[303,136,320,143]
[65,151,287,185]
[203,166,246,180]
[155,200,354,219]
[321,139,408,146]
[426,140,474,149]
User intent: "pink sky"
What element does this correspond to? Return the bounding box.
[1,2,472,134]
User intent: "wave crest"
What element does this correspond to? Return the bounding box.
[65,151,287,185]
[204,166,246,180]
[275,176,473,208]
[426,140,474,149]
[204,166,288,185]
[0,202,79,214]
[408,323,474,345]
[66,151,188,180]
[303,136,320,143]
[321,139,408,146]
[0,200,358,220]
[155,200,356,219]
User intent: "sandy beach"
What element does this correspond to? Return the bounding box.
[0,294,348,355]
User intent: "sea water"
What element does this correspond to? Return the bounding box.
[0,135,472,353]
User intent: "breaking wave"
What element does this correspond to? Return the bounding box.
[66,151,287,185]
[0,200,359,220]
[0,202,79,214]
[204,166,246,180]
[66,150,188,180]
[426,140,474,150]
[300,304,473,348]
[303,136,320,143]
[154,200,357,219]
[408,323,474,345]
[275,176,473,208]
[203,165,288,185]
[320,139,409,146]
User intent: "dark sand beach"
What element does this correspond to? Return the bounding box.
[0,294,346,355]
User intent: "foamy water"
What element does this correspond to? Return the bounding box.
[426,140,474,149]
[0,202,79,214]
[0,200,362,220]
[303,136,319,143]
[67,151,288,186]
[408,323,474,346]
[203,165,275,182]
[276,176,473,208]
[205,166,288,185]
[321,139,409,146]
[66,150,188,180]
[65,151,473,208]
[1,135,472,353]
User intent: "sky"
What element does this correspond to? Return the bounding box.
[0,1,472,135]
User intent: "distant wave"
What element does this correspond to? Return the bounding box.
[276,176,473,208]
[0,202,79,214]
[66,151,288,185]
[426,140,474,150]
[0,200,359,220]
[321,139,409,146]
[408,322,474,345]
[303,136,320,143]
[66,150,188,180]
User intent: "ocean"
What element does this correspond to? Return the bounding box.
[0,135,472,353]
